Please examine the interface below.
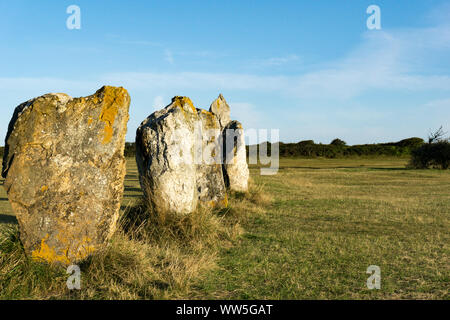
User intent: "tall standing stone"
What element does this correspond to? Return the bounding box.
[136,97,229,215]
[136,97,199,214]
[2,86,130,265]
[222,120,249,192]
[210,94,249,192]
[209,94,231,130]
[196,109,228,208]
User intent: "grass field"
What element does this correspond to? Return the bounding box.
[0,157,449,299]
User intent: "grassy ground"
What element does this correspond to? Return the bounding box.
[0,157,449,299]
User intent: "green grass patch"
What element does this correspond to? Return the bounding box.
[0,157,449,299]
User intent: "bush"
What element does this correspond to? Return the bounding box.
[409,141,450,169]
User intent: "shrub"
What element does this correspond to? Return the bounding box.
[409,127,449,169]
[409,141,450,169]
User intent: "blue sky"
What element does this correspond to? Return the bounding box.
[1,0,449,144]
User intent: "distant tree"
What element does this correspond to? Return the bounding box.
[428,126,447,143]
[410,126,450,169]
[330,138,347,147]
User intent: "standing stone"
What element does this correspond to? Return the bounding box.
[136,97,229,215]
[2,86,130,265]
[195,109,227,208]
[136,97,199,214]
[210,94,249,192]
[222,120,249,192]
[209,94,231,130]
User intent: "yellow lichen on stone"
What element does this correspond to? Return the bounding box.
[173,96,197,113]
[98,87,125,144]
[207,193,228,208]
[31,233,96,265]
[222,193,228,207]
[31,234,70,265]
[200,110,218,128]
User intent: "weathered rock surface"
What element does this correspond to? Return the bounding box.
[209,94,231,130]
[136,94,250,215]
[209,94,249,192]
[136,97,199,214]
[222,120,250,192]
[196,109,228,208]
[2,86,130,265]
[136,97,228,215]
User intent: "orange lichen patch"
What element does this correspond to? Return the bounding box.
[207,194,228,208]
[41,185,48,192]
[221,193,228,207]
[200,109,213,115]
[98,87,126,144]
[31,232,96,265]
[173,96,197,113]
[200,110,219,128]
[31,234,70,265]
[211,95,226,110]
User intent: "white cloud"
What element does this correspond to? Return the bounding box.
[1,6,450,144]
[98,19,450,100]
[228,102,266,130]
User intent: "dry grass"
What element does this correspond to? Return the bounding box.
[1,157,448,299]
[191,157,449,299]
[0,163,270,299]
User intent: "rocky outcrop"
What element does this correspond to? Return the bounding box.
[2,86,130,265]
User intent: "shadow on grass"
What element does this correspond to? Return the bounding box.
[124,186,143,193]
[0,214,17,224]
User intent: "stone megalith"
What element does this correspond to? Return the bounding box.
[2,86,130,265]
[136,97,199,214]
[209,94,231,130]
[136,97,228,215]
[209,94,249,192]
[195,109,228,208]
[222,120,249,192]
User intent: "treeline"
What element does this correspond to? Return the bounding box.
[0,137,426,160]
[251,137,425,158]
[122,137,425,158]
[124,142,136,158]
